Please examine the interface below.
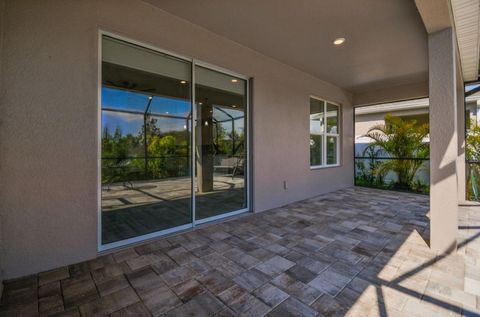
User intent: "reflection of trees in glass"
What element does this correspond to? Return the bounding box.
[101,116,189,184]
[363,114,429,191]
[214,121,244,156]
[102,126,143,160]
[147,132,189,179]
[310,135,322,166]
[102,112,245,185]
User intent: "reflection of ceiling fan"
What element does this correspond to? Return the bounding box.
[106,80,155,93]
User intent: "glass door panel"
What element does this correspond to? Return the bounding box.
[101,36,192,245]
[194,66,248,220]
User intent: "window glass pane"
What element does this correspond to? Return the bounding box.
[149,96,190,117]
[326,103,339,134]
[327,136,338,165]
[102,36,190,81]
[102,110,145,158]
[145,115,190,179]
[101,35,192,245]
[310,98,324,165]
[310,135,323,166]
[310,98,325,134]
[102,87,150,112]
[195,65,247,220]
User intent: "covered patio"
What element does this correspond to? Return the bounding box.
[3,1,480,316]
[1,187,479,316]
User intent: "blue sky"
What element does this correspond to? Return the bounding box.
[102,86,245,136]
[102,87,190,135]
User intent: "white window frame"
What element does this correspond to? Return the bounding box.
[309,96,341,169]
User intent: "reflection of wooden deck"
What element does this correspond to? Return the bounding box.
[101,176,246,244]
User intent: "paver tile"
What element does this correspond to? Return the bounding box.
[3,188,479,317]
[268,297,318,317]
[110,302,151,317]
[233,268,270,292]
[164,292,225,317]
[39,267,70,286]
[79,287,139,317]
[253,283,289,308]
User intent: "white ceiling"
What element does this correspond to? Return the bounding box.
[451,0,480,82]
[146,0,429,94]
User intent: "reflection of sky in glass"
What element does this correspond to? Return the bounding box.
[102,86,191,135]
[102,111,143,136]
[213,107,244,134]
[102,112,188,135]
[151,116,188,133]
[102,87,190,116]
[102,87,149,112]
[150,97,190,117]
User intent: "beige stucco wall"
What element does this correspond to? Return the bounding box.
[456,57,466,202]
[0,0,353,279]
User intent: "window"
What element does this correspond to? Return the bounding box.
[310,97,340,167]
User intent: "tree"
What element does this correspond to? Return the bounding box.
[466,123,480,200]
[356,146,387,186]
[364,114,429,189]
[147,135,177,178]
[467,124,480,162]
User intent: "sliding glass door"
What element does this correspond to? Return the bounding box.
[101,36,193,246]
[194,66,248,221]
[100,34,249,249]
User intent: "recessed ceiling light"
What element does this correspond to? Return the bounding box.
[180,80,187,84]
[232,105,237,108]
[231,79,238,83]
[333,38,346,45]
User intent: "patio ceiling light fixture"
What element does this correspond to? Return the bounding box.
[231,79,238,83]
[180,80,187,84]
[333,37,346,45]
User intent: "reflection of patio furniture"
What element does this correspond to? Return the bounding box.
[213,155,244,179]
[102,161,143,190]
[232,157,244,179]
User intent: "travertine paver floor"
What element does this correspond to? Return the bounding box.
[2,187,480,316]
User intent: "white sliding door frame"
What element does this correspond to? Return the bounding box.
[98,30,251,252]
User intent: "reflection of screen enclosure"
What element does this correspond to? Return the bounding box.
[101,36,248,246]
[195,66,247,220]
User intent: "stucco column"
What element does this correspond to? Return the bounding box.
[457,71,466,202]
[429,27,459,253]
